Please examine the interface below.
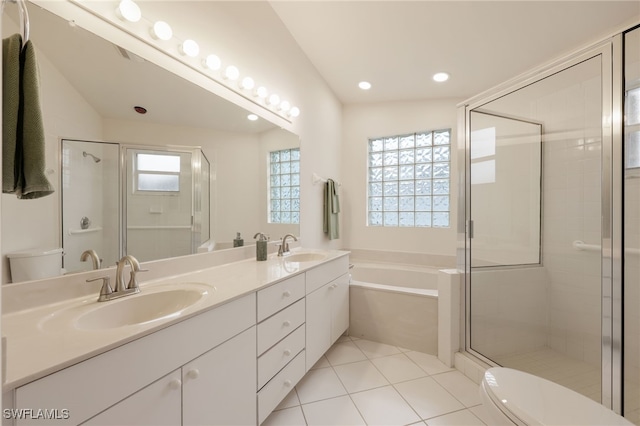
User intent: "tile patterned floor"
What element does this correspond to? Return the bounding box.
[263,336,492,426]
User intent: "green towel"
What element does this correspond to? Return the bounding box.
[2,34,54,199]
[323,179,340,240]
[3,34,20,194]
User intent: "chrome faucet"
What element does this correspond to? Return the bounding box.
[278,234,298,256]
[115,255,146,293]
[80,249,101,270]
[86,255,147,302]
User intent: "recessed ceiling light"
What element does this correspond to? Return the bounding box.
[247,114,259,121]
[433,72,449,82]
[358,81,372,90]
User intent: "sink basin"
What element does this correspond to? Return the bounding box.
[76,287,207,330]
[284,252,327,263]
[39,283,211,332]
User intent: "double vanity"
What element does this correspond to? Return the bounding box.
[2,248,350,425]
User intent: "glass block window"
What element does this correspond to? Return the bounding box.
[367,129,451,228]
[269,148,300,224]
[135,153,180,192]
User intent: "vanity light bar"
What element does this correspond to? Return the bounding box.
[115,0,300,120]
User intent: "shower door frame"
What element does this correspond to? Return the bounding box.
[458,39,624,412]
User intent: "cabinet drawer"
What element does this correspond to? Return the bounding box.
[257,274,305,322]
[306,255,349,294]
[257,325,305,390]
[257,299,305,355]
[257,350,305,425]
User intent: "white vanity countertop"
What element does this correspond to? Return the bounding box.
[2,249,349,390]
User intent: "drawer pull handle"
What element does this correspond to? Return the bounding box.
[283,290,291,298]
[283,320,291,327]
[284,349,292,356]
[284,380,292,387]
[187,369,200,380]
[169,379,182,390]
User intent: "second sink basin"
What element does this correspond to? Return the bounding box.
[284,252,327,263]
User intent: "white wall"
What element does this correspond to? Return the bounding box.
[341,99,460,257]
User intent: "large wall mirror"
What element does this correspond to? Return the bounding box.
[1,3,300,282]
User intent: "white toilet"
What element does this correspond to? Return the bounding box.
[480,367,633,425]
[6,248,64,282]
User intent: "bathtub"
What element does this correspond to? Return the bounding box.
[349,262,439,355]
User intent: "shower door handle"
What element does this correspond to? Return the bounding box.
[467,220,474,239]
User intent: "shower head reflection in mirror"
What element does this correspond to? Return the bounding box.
[82,151,101,163]
[1,2,300,283]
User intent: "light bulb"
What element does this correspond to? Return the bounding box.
[116,0,141,23]
[289,107,300,118]
[279,100,291,112]
[150,21,172,41]
[240,76,255,90]
[433,72,449,82]
[247,114,259,121]
[203,54,221,71]
[255,86,268,99]
[268,94,281,106]
[179,39,199,57]
[358,81,372,90]
[224,65,240,81]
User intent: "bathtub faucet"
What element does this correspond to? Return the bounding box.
[278,234,298,256]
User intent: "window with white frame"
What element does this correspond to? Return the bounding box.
[135,153,181,193]
[269,148,300,224]
[367,129,451,227]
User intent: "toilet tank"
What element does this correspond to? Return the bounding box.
[6,248,64,282]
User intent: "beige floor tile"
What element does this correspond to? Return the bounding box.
[275,389,300,410]
[432,371,482,407]
[354,339,402,359]
[371,353,428,384]
[325,341,368,366]
[262,406,307,426]
[350,386,421,426]
[425,409,486,426]
[310,355,330,370]
[301,395,366,426]
[295,367,347,404]
[333,360,390,393]
[394,377,465,420]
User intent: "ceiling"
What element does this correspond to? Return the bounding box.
[271,1,640,104]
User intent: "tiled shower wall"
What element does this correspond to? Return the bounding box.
[540,65,603,367]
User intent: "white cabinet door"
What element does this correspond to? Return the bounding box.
[182,326,257,426]
[330,273,350,342]
[305,282,332,371]
[306,273,350,371]
[82,370,181,426]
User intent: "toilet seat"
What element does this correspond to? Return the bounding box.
[481,367,633,426]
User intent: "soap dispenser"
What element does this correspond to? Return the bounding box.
[233,232,244,247]
[254,233,269,261]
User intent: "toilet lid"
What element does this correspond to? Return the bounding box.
[483,368,633,426]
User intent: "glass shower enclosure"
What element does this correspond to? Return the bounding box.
[460,34,634,417]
